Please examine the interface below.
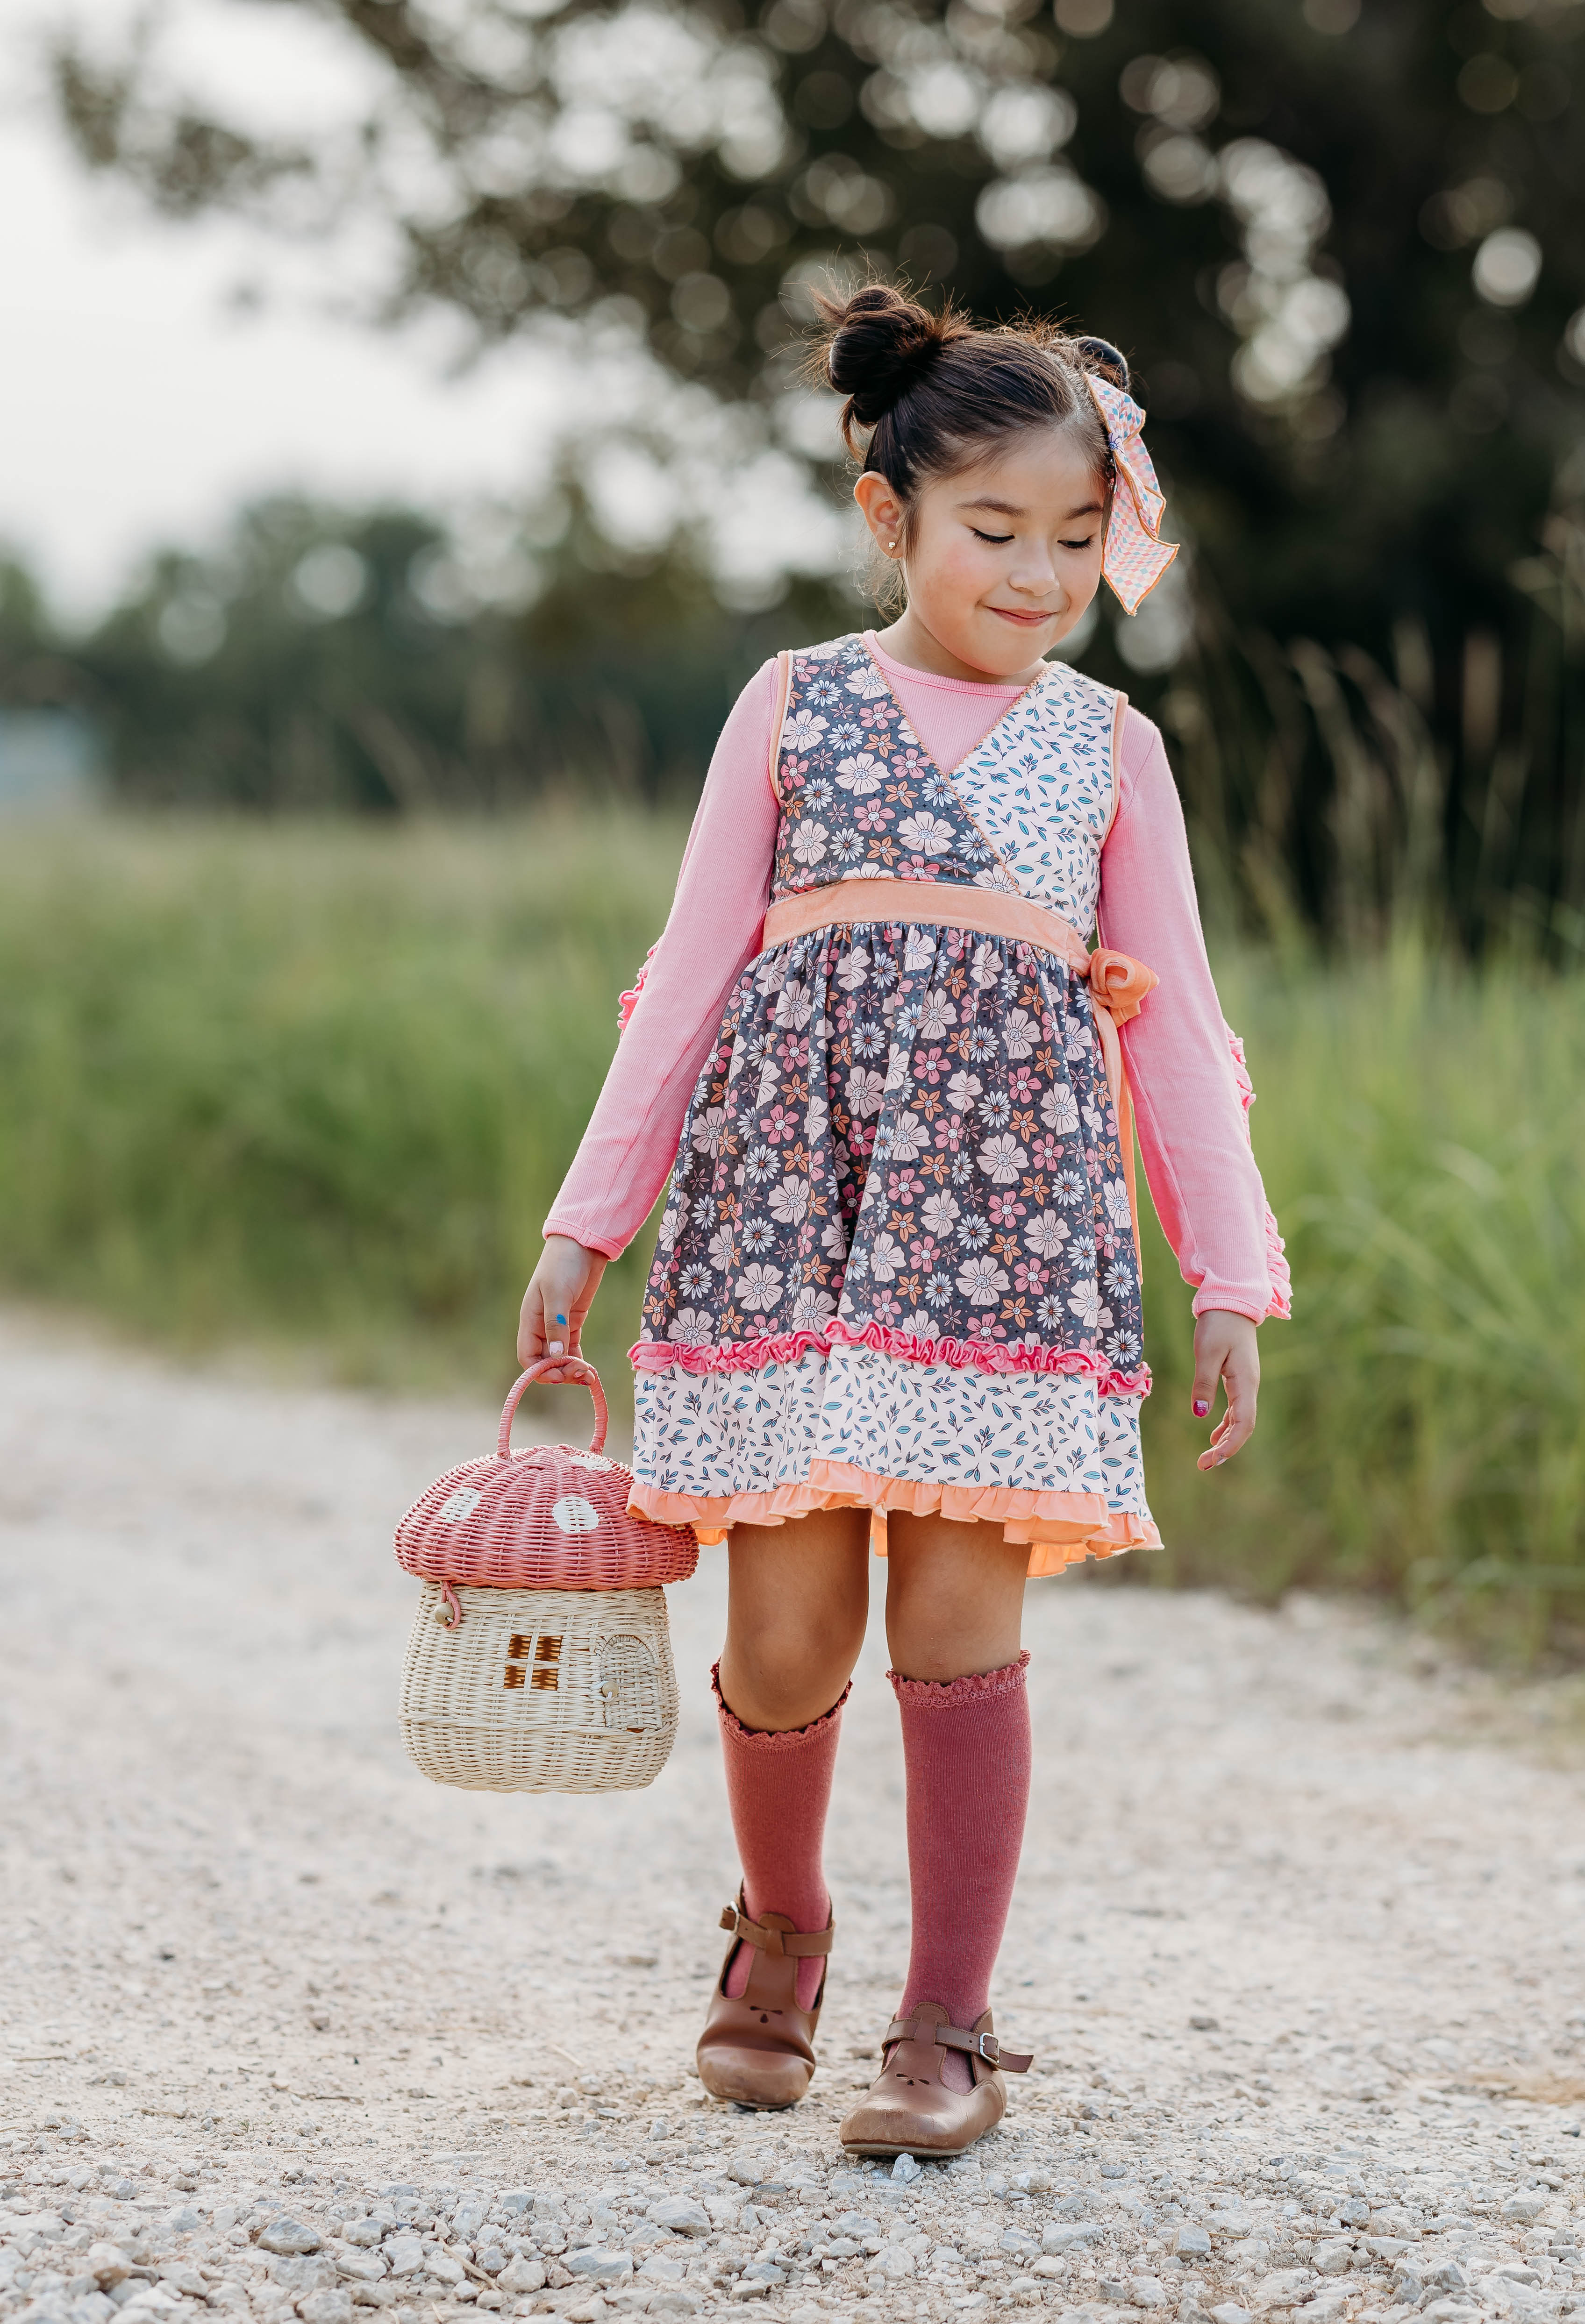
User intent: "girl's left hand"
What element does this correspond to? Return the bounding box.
[1191,1310,1260,1470]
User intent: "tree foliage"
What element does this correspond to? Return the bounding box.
[2,495,850,809]
[36,0,1585,940]
[51,0,1585,641]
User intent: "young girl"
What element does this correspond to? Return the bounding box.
[518,284,1289,2158]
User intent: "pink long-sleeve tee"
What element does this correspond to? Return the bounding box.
[545,633,1282,1323]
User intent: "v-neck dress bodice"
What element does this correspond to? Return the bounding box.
[628,631,1160,1573]
[769,633,1119,934]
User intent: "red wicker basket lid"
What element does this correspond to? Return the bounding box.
[394,1359,697,1593]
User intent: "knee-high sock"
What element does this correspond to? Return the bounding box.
[892,1654,1031,2088]
[714,1663,847,2011]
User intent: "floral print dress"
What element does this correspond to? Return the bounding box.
[628,632,1163,1575]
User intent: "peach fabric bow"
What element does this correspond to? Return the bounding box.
[1084,946,1160,1274]
[1086,375,1179,618]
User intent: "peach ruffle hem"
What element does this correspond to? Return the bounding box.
[627,1460,1163,1581]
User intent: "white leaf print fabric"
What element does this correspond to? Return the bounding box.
[947,661,1118,931]
[634,1343,1149,1514]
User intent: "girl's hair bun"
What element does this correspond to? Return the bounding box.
[814,282,972,449]
[1072,335,1130,393]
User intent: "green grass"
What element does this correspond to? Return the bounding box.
[0,813,683,1416]
[1139,941,1585,1661]
[2,817,1581,1657]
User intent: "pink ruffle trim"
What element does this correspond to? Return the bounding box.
[630,1316,1151,1400]
[711,1662,851,1744]
[617,942,658,1036]
[628,1462,1162,1580]
[888,1651,1031,1707]
[1225,1023,1293,1322]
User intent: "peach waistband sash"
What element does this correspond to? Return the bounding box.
[761,878,1093,971]
[760,878,1159,1275]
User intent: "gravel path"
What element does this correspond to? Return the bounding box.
[6,1314,1585,2324]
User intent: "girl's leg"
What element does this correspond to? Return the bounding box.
[710,1508,869,2023]
[883,1515,1033,2089]
[720,1505,871,1730]
[884,1513,1028,1681]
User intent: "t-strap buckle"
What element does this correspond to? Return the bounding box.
[976,2032,1001,2065]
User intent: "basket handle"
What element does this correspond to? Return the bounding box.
[497,1357,608,1460]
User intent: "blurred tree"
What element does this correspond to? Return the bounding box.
[0,552,78,707]
[7,495,851,810]
[49,0,1585,641]
[39,0,1585,935]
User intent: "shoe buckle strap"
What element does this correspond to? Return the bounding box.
[719,1902,834,1959]
[882,2015,1033,2074]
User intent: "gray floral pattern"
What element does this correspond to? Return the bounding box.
[640,635,1145,1394]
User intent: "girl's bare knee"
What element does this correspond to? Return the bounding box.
[885,1519,1028,1681]
[721,1509,870,1726]
[720,1612,863,1730]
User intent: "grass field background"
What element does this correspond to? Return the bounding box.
[4,814,1581,1658]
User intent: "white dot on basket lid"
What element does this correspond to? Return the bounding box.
[566,1450,614,1471]
[437,1487,482,1523]
[551,1493,600,1534]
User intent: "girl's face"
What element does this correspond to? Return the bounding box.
[855,424,1108,682]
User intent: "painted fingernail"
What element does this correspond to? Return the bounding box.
[1193,1400,1209,1417]
[548,1341,564,1355]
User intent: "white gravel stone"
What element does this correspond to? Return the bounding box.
[564,2248,632,2281]
[648,2200,709,2239]
[493,2259,543,2295]
[296,2295,353,2324]
[870,2246,913,2279]
[9,1325,1585,2324]
[330,2255,385,2286]
[1253,2271,1315,2310]
[336,2228,383,2255]
[257,2229,321,2261]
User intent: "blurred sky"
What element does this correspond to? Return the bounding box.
[0,0,569,620]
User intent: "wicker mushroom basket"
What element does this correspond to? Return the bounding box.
[393,1358,697,1794]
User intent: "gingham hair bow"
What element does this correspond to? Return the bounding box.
[1086,374,1178,617]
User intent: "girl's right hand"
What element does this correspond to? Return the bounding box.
[517,1236,607,1379]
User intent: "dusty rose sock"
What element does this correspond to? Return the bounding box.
[714,1663,847,2012]
[891,1653,1032,2091]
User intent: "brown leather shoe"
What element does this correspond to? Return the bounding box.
[838,2002,1033,2158]
[695,1891,833,2110]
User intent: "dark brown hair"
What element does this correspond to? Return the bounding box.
[812,282,1127,583]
